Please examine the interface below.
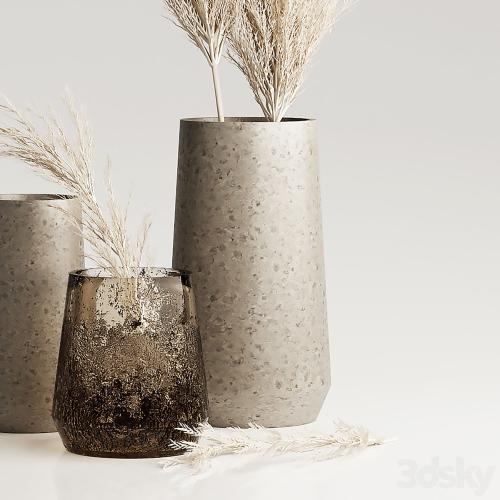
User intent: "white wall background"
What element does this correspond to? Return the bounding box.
[1,1,499,498]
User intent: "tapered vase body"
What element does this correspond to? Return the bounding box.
[173,118,331,427]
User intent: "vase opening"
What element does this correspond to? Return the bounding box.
[70,267,192,279]
[181,117,314,124]
[0,194,76,202]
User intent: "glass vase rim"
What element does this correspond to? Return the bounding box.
[0,194,77,202]
[69,267,192,279]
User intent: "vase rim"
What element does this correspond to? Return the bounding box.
[0,194,77,202]
[69,267,192,279]
[180,117,315,124]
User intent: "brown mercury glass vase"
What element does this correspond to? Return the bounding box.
[52,268,208,458]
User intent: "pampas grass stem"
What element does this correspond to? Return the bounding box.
[228,0,351,122]
[211,59,225,121]
[163,0,237,122]
[162,420,390,470]
[0,93,149,278]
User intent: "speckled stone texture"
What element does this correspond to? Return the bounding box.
[0,195,83,433]
[52,268,208,458]
[173,118,331,427]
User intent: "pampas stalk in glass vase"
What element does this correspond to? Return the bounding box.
[0,95,209,457]
[0,94,148,277]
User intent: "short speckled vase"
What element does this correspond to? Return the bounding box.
[173,118,331,427]
[0,194,83,433]
[52,268,208,458]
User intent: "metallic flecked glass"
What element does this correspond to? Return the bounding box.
[53,268,208,458]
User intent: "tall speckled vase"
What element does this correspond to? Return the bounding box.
[53,268,208,458]
[0,194,83,433]
[173,118,330,427]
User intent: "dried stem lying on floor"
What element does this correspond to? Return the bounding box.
[162,420,389,470]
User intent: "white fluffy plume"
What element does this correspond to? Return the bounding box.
[0,93,150,277]
[228,0,350,121]
[162,420,389,470]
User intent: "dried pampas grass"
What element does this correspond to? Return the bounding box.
[163,0,237,121]
[228,0,350,122]
[162,420,389,470]
[0,94,150,278]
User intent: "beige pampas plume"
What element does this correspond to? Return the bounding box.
[162,420,390,470]
[228,0,350,122]
[163,0,237,121]
[0,93,150,278]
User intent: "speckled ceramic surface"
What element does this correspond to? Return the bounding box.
[173,118,331,427]
[0,194,83,433]
[53,268,208,458]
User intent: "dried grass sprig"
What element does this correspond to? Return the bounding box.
[0,94,149,278]
[162,420,389,470]
[163,0,237,121]
[228,0,350,122]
